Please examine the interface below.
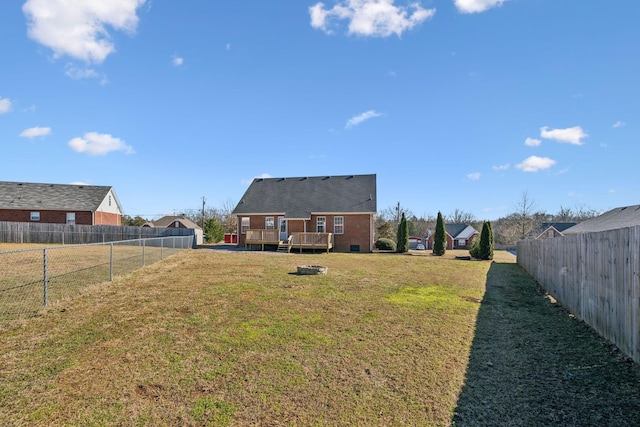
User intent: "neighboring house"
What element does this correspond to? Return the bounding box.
[532,222,577,239]
[232,174,377,252]
[564,205,640,234]
[142,215,203,245]
[0,181,122,225]
[424,224,479,250]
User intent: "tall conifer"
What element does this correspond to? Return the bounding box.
[433,211,446,256]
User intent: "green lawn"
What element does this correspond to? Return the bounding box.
[1,248,639,426]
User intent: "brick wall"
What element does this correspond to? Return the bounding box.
[0,209,93,225]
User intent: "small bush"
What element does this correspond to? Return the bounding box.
[375,238,397,251]
[469,237,481,259]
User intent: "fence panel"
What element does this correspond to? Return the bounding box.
[0,221,196,246]
[517,226,640,364]
[0,236,194,322]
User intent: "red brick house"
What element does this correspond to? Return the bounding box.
[0,181,123,225]
[232,174,377,252]
[424,223,479,250]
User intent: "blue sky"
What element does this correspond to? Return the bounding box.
[1,0,638,220]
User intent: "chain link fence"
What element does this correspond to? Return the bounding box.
[0,236,194,322]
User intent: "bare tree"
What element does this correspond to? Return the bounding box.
[514,191,543,240]
[446,208,476,224]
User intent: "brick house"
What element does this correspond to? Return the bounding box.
[232,174,377,252]
[0,181,123,225]
[424,223,479,250]
[142,215,203,245]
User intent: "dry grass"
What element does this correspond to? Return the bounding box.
[1,248,639,426]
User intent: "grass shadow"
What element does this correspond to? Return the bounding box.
[453,261,640,426]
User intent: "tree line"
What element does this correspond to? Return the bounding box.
[376,192,600,247]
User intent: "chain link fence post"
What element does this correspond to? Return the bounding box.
[43,248,48,307]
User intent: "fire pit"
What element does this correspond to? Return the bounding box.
[297,265,328,275]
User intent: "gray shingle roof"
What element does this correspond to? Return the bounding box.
[145,215,202,230]
[564,205,640,234]
[232,174,376,218]
[533,222,577,237]
[0,181,115,211]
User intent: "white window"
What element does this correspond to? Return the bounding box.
[547,230,554,238]
[265,217,275,229]
[334,216,344,234]
[458,239,466,246]
[316,216,326,233]
[66,212,76,225]
[30,211,40,221]
[241,217,250,234]
[174,221,180,228]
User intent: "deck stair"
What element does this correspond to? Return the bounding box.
[277,236,292,253]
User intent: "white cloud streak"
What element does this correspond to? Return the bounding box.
[345,110,383,128]
[524,137,541,147]
[454,0,508,14]
[540,126,588,146]
[0,97,12,114]
[516,156,556,172]
[613,121,626,128]
[20,126,52,138]
[309,0,435,37]
[467,172,481,181]
[492,163,510,171]
[23,0,146,63]
[68,132,134,156]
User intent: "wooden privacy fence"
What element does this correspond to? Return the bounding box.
[517,226,640,364]
[0,221,196,246]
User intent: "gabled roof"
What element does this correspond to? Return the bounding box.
[564,205,640,234]
[144,215,202,230]
[0,181,117,212]
[232,174,376,219]
[533,222,576,238]
[424,224,478,239]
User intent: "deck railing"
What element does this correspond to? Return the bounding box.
[244,230,334,252]
[245,229,280,243]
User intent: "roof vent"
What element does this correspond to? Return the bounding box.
[322,176,330,180]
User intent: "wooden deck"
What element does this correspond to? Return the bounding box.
[245,230,333,253]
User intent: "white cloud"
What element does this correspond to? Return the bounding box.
[345,110,383,128]
[226,43,231,51]
[467,172,481,181]
[64,64,101,80]
[23,0,146,63]
[172,54,184,66]
[524,137,541,147]
[70,181,90,185]
[0,97,12,114]
[492,163,510,171]
[20,126,52,138]
[454,0,508,14]
[68,132,134,156]
[309,0,435,37]
[516,156,556,172]
[540,126,588,146]
[613,121,626,128]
